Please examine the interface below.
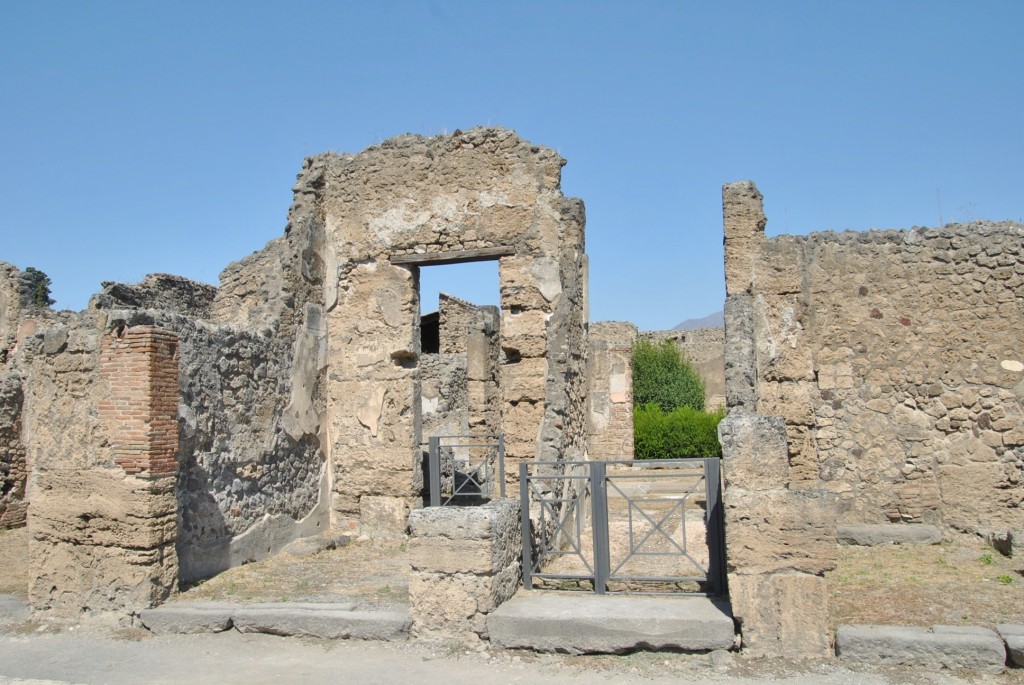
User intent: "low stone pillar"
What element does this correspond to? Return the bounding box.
[407,499,521,641]
[719,412,837,658]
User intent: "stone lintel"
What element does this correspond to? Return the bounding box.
[390,246,516,266]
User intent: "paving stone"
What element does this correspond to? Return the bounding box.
[836,624,1005,673]
[487,592,735,654]
[0,595,30,627]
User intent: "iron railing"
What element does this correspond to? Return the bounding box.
[427,434,506,507]
[520,459,725,596]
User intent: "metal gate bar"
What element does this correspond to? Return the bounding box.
[520,458,726,596]
[428,434,505,507]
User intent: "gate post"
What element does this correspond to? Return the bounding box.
[590,461,610,594]
[519,462,534,590]
[428,436,441,507]
[703,458,727,595]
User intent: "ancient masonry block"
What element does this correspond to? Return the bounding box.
[407,499,521,641]
[99,325,180,478]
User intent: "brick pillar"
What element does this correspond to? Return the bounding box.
[100,325,180,478]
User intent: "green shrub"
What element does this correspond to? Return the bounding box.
[633,404,724,459]
[23,266,55,307]
[632,339,705,412]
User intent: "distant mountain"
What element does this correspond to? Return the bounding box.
[673,311,724,330]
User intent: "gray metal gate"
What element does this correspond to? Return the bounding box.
[427,434,506,507]
[520,459,726,596]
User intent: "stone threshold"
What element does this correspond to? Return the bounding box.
[486,591,736,654]
[139,601,410,641]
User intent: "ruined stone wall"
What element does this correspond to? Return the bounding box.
[0,262,56,529]
[720,180,1023,655]
[90,273,217,318]
[308,128,588,523]
[720,182,837,658]
[642,328,726,410]
[587,321,636,460]
[746,215,1023,535]
[439,294,501,436]
[22,313,178,619]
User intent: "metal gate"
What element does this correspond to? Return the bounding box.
[519,459,726,596]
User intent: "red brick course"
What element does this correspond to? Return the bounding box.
[99,326,179,477]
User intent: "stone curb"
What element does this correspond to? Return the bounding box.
[998,624,1024,667]
[836,624,1006,673]
[139,601,410,641]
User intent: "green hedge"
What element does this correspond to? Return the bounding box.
[634,403,724,459]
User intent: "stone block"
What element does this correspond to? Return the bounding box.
[408,561,521,637]
[231,604,410,640]
[408,498,519,541]
[723,294,756,411]
[140,602,234,634]
[729,572,831,658]
[836,624,1006,674]
[723,181,766,296]
[837,523,942,546]
[359,496,409,539]
[487,593,735,654]
[725,488,837,575]
[408,538,495,574]
[997,624,1024,667]
[501,357,547,403]
[718,413,789,491]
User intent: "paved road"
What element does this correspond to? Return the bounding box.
[0,627,1012,685]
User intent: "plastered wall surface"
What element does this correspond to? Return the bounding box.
[587,321,636,460]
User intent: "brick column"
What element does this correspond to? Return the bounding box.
[100,325,179,478]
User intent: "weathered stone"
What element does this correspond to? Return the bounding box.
[359,496,409,539]
[997,624,1024,667]
[837,523,943,546]
[836,624,1006,674]
[718,413,789,491]
[724,488,837,575]
[729,573,831,658]
[487,593,735,654]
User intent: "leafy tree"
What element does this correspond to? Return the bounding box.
[23,267,55,307]
[631,338,705,412]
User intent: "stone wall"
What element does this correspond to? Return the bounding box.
[587,321,636,460]
[720,179,1024,656]
[22,314,178,620]
[720,182,837,658]
[733,186,1023,536]
[0,262,58,529]
[308,128,588,524]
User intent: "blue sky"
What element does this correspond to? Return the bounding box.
[1,1,1021,330]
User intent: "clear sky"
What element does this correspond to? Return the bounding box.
[2,1,1021,330]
